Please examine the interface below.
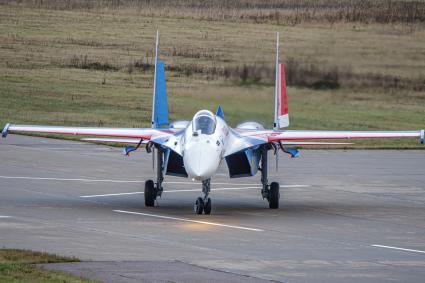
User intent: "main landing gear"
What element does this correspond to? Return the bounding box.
[260,145,280,209]
[194,179,212,214]
[145,147,164,207]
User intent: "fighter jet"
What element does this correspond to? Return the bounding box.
[2,32,424,214]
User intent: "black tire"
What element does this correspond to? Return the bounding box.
[269,182,280,209]
[144,179,155,207]
[204,198,212,215]
[194,197,204,214]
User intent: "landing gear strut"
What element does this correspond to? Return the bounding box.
[194,179,212,214]
[260,145,280,209]
[145,146,164,207]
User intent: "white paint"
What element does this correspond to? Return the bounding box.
[0,176,263,186]
[0,176,142,183]
[80,185,308,198]
[166,182,309,187]
[81,187,260,198]
[81,191,144,198]
[210,186,261,191]
[114,210,264,232]
[372,245,425,254]
[276,184,309,188]
[0,216,12,218]
[7,125,163,139]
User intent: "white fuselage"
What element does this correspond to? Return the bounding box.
[182,110,228,181]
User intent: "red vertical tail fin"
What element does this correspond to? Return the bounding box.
[274,33,289,129]
[277,63,289,127]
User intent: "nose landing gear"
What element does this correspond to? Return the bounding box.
[194,179,212,214]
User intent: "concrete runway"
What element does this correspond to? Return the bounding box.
[1,135,424,283]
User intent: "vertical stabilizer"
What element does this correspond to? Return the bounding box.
[154,60,169,127]
[216,105,225,120]
[277,63,289,127]
[151,30,169,128]
[273,32,289,129]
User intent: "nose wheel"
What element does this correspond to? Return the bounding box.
[194,197,204,214]
[204,197,212,214]
[194,197,212,214]
[194,179,212,214]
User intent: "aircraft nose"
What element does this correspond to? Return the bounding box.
[183,150,208,181]
[183,137,220,181]
[190,165,208,181]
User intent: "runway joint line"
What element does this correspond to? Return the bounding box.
[114,210,264,232]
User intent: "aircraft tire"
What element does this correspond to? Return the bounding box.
[144,179,155,207]
[269,182,280,209]
[204,198,212,215]
[194,197,204,214]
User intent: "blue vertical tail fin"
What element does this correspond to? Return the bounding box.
[154,60,169,127]
[216,105,224,120]
[151,30,169,128]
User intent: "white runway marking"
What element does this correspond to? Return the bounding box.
[81,191,144,198]
[0,176,143,183]
[80,185,309,198]
[0,216,12,218]
[372,245,425,255]
[166,181,264,186]
[0,176,268,186]
[114,210,264,232]
[80,187,259,198]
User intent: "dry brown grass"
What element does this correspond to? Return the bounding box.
[0,4,424,148]
[54,54,425,91]
[4,0,425,25]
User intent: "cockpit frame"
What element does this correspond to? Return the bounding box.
[192,110,216,135]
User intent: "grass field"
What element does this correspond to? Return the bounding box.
[0,249,96,282]
[0,2,424,148]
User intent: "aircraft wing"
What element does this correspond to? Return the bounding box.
[226,128,424,156]
[1,123,174,142]
[264,130,424,142]
[238,129,424,143]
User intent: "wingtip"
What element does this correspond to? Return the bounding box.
[420,129,424,144]
[2,123,10,138]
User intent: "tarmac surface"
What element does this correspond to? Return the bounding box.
[1,135,424,283]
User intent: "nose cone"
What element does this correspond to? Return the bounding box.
[183,136,221,181]
[186,159,211,181]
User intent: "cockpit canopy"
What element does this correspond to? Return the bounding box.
[193,110,216,135]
